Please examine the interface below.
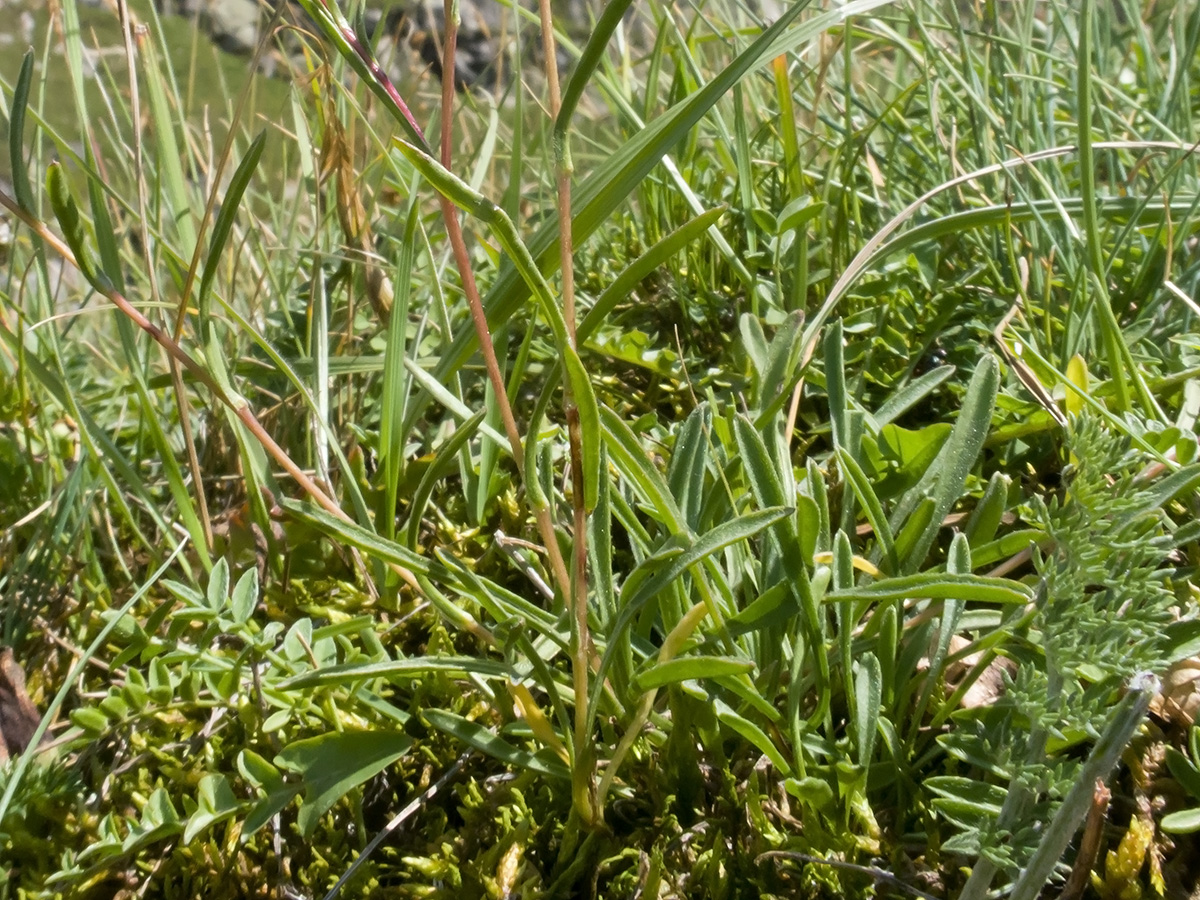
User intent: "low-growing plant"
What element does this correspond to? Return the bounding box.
[3,0,1200,896]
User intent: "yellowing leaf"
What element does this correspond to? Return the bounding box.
[1066,354,1090,417]
[507,682,569,763]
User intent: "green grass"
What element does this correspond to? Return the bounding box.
[3,0,1200,896]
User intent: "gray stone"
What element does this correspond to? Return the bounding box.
[149,0,601,88]
[203,0,262,54]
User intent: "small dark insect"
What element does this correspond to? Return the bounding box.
[913,344,948,376]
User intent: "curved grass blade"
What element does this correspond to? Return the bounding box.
[197,131,265,319]
[380,203,420,540]
[404,410,487,549]
[600,405,687,534]
[873,365,957,429]
[634,656,756,692]
[46,163,108,291]
[280,499,431,576]
[837,448,897,575]
[824,572,1030,607]
[556,0,637,140]
[714,698,792,776]
[579,206,727,345]
[424,710,570,780]
[591,507,791,715]
[890,356,999,572]
[668,405,712,532]
[9,50,35,212]
[801,143,1200,374]
[282,657,509,690]
[432,0,896,386]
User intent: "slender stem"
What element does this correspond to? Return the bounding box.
[440,0,459,171]
[117,0,213,553]
[437,0,572,605]
[0,187,421,593]
[538,0,597,828]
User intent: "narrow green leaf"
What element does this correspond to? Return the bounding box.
[198,131,266,320]
[728,582,795,635]
[734,416,789,510]
[579,207,726,345]
[111,314,211,567]
[380,203,419,540]
[635,657,755,692]
[281,656,509,689]
[893,356,999,572]
[595,508,791,700]
[46,163,107,290]
[825,572,1030,606]
[402,356,507,448]
[1121,463,1200,522]
[825,320,850,451]
[893,496,936,566]
[556,0,637,137]
[854,653,882,768]
[280,499,431,575]
[761,310,806,409]
[837,448,897,574]
[714,699,792,776]
[600,405,687,533]
[873,366,957,428]
[968,529,1043,570]
[9,51,35,212]
[668,405,711,532]
[624,508,791,616]
[590,444,616,623]
[423,710,569,779]
[404,410,486,549]
[964,472,1011,548]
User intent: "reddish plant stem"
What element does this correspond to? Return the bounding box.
[537,0,598,827]
[0,187,421,592]
[117,5,213,552]
[437,0,572,604]
[334,13,429,151]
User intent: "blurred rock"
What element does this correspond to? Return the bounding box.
[145,0,785,91]
[207,0,262,54]
[155,0,598,89]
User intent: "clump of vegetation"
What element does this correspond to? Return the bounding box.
[3,0,1200,896]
